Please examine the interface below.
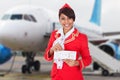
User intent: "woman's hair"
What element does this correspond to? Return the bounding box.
[59,7,75,21]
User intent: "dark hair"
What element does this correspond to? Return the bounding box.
[59,8,75,21]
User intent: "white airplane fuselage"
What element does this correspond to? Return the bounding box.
[0,5,107,52]
[0,6,58,52]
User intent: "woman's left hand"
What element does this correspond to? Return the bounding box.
[63,59,79,67]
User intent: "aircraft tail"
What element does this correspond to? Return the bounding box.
[90,0,101,26]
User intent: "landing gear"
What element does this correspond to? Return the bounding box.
[93,62,100,70]
[102,69,109,76]
[34,61,40,71]
[22,65,27,73]
[21,52,40,74]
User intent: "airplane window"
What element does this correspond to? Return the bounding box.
[10,14,22,20]
[29,15,37,22]
[1,14,11,20]
[24,15,31,21]
[23,14,37,22]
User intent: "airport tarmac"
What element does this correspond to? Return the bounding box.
[0,55,120,80]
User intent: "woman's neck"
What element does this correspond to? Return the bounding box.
[63,27,73,35]
[63,29,69,35]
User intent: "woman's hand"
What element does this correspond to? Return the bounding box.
[63,59,79,67]
[49,43,63,56]
[51,43,63,51]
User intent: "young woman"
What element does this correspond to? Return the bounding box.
[44,3,92,80]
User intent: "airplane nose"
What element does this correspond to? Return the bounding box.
[0,21,15,36]
[0,20,45,51]
[0,21,40,51]
[0,21,11,38]
[0,21,24,47]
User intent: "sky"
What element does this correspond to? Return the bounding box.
[0,0,120,31]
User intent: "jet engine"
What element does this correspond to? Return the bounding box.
[0,44,12,64]
[99,41,120,60]
[93,41,120,70]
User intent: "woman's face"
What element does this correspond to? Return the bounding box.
[59,13,74,34]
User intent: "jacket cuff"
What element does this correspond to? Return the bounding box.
[45,50,53,61]
[78,59,85,70]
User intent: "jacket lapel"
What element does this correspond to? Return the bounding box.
[64,28,79,44]
[54,28,79,44]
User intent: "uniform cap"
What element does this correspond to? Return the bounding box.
[60,3,72,9]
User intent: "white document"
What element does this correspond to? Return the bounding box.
[54,51,77,60]
[54,51,76,69]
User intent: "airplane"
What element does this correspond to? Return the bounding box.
[0,0,120,74]
[0,5,58,74]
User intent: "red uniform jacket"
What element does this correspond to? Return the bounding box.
[44,28,92,80]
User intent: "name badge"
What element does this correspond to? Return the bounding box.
[54,51,76,60]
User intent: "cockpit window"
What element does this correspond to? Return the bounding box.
[1,14,11,20]
[11,14,22,20]
[29,15,37,22]
[23,14,37,22]
[1,14,37,22]
[24,14,31,21]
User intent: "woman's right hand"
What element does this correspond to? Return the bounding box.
[49,43,63,56]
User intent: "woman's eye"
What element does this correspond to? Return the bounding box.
[61,17,65,20]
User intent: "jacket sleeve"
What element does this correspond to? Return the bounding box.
[78,34,92,70]
[44,31,56,61]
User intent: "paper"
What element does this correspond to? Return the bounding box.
[54,51,76,60]
[54,50,76,69]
